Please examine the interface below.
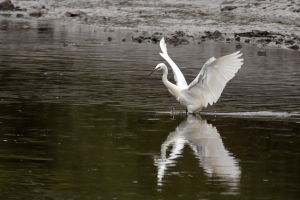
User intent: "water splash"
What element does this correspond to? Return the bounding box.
[157,110,300,119]
[201,111,300,118]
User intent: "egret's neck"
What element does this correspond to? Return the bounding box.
[161,65,179,97]
[161,66,169,84]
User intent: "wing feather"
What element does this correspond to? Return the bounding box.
[183,51,243,108]
[159,38,188,87]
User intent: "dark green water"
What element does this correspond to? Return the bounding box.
[0,18,300,199]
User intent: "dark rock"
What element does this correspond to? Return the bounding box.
[167,38,189,45]
[293,8,300,13]
[204,31,212,37]
[107,37,113,41]
[221,6,237,11]
[16,13,24,18]
[29,12,42,17]
[277,38,284,42]
[257,50,266,56]
[235,36,240,41]
[38,26,52,33]
[15,6,21,11]
[236,44,242,49]
[65,12,84,17]
[41,5,46,9]
[226,38,231,43]
[257,39,266,43]
[269,31,284,36]
[150,34,162,43]
[151,36,159,44]
[0,13,10,17]
[0,0,14,10]
[175,31,185,37]
[197,41,201,44]
[168,38,179,45]
[121,38,126,42]
[253,30,269,35]
[179,39,189,45]
[285,40,295,45]
[287,45,299,50]
[14,6,26,11]
[253,30,270,36]
[211,30,223,39]
[244,39,250,43]
[265,38,272,43]
[235,30,274,38]
[132,37,142,43]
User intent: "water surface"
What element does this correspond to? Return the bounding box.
[0,18,299,199]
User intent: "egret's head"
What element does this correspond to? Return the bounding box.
[148,63,165,76]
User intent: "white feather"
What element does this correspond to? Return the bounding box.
[159,38,188,87]
[151,39,244,113]
[182,51,243,109]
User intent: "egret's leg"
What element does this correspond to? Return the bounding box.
[186,105,196,114]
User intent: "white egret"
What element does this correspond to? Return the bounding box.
[149,37,244,113]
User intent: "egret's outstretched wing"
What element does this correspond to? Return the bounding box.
[159,37,188,87]
[183,51,243,107]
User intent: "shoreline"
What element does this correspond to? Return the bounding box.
[1,0,300,50]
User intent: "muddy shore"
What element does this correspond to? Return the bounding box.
[1,0,300,50]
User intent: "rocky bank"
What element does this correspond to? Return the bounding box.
[1,0,300,50]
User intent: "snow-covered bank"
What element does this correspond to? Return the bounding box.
[2,0,300,49]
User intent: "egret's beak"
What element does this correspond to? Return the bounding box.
[148,68,160,76]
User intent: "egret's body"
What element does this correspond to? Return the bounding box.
[149,37,244,113]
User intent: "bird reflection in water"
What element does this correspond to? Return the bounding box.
[154,115,240,193]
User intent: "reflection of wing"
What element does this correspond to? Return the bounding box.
[155,115,240,191]
[184,116,240,180]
